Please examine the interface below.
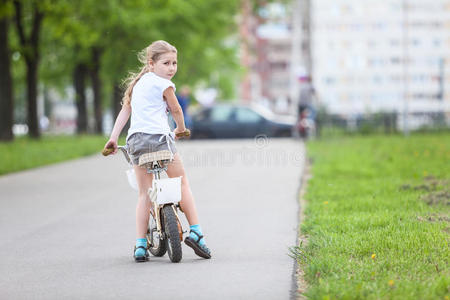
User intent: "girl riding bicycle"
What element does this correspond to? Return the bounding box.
[103,40,211,262]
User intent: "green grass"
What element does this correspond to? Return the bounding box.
[293,133,450,299]
[0,135,120,175]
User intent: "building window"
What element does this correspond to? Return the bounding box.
[433,39,442,47]
[324,77,336,85]
[390,39,400,47]
[411,39,421,47]
[391,57,401,65]
[270,62,287,70]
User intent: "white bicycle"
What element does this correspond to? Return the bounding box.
[103,130,190,263]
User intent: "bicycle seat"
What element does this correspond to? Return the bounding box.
[138,150,173,168]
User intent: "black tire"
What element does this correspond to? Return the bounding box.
[147,211,167,257]
[162,205,182,263]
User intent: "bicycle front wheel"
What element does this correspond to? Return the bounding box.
[162,205,182,263]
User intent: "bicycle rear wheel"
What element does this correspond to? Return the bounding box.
[147,211,167,257]
[162,205,182,263]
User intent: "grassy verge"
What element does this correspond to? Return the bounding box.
[0,135,121,175]
[293,133,450,299]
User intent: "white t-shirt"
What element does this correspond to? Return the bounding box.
[126,72,176,141]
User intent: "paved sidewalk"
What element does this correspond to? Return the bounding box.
[0,138,305,299]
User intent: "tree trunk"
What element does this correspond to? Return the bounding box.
[90,47,103,134]
[13,1,43,139]
[0,15,14,141]
[25,57,39,138]
[74,63,88,134]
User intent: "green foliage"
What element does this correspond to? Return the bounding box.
[7,0,240,118]
[10,0,241,112]
[296,133,450,299]
[0,1,14,19]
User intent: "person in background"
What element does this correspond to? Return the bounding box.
[177,86,192,129]
[296,76,317,138]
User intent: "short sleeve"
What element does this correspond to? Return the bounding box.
[158,77,176,98]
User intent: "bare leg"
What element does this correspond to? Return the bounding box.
[167,153,211,258]
[166,153,199,225]
[134,165,153,238]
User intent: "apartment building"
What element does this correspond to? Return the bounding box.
[240,1,294,113]
[311,0,450,119]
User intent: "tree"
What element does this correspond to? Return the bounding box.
[143,0,240,88]
[100,0,241,108]
[65,0,106,134]
[13,0,44,138]
[0,0,14,141]
[90,47,103,133]
[10,0,241,137]
[43,0,138,133]
[73,62,88,133]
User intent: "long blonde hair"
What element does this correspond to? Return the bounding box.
[122,40,177,106]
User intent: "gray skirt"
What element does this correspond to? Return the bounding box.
[126,132,177,165]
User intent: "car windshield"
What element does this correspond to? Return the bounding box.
[235,108,262,123]
[210,106,233,121]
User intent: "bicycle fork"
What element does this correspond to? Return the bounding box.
[147,172,185,244]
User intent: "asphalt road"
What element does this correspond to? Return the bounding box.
[0,138,305,300]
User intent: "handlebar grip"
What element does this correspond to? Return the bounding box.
[175,129,191,138]
[102,147,114,156]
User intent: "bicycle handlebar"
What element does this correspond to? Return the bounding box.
[102,147,114,156]
[175,128,191,138]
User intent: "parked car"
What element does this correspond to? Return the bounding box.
[191,104,296,139]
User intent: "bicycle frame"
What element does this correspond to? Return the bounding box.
[117,146,185,244]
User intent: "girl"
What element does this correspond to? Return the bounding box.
[103,40,211,262]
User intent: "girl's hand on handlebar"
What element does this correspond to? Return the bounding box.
[102,139,118,156]
[174,127,191,139]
